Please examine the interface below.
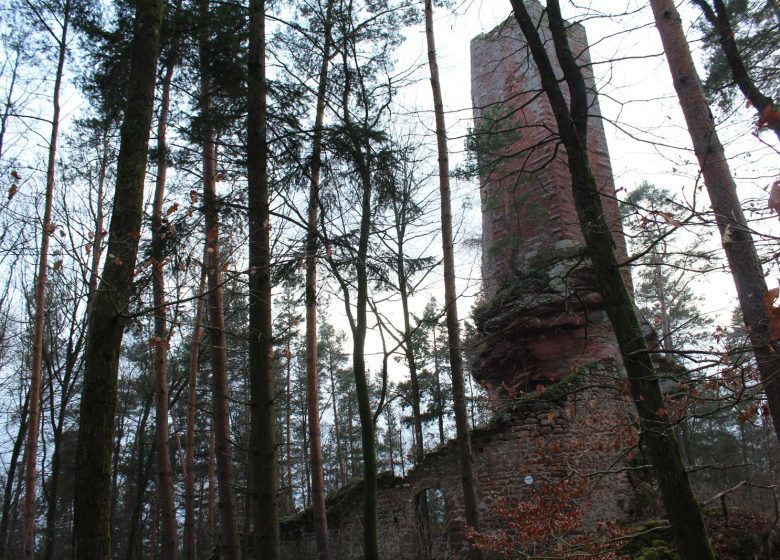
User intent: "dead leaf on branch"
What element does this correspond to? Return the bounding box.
[757,105,780,132]
[769,178,780,220]
[7,184,17,200]
[166,203,179,216]
[764,288,780,339]
[659,211,681,227]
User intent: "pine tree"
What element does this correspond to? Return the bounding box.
[72,0,163,555]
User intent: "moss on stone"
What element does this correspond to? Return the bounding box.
[620,520,677,560]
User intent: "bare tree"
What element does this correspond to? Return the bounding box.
[508,1,715,558]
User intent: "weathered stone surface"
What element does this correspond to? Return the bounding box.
[280,361,639,559]
[470,4,632,389]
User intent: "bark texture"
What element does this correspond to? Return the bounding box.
[247,0,281,556]
[510,1,715,558]
[72,0,163,555]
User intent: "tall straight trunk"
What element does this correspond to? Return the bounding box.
[352,156,378,560]
[183,270,206,560]
[691,0,780,143]
[122,393,154,560]
[150,43,179,560]
[72,0,163,555]
[285,350,293,513]
[24,4,70,557]
[432,328,444,446]
[398,245,424,463]
[398,414,406,476]
[510,2,715,558]
[424,0,480,534]
[43,310,84,560]
[650,0,780,446]
[88,131,110,302]
[198,2,240,556]
[347,400,357,478]
[394,198,430,559]
[149,495,159,560]
[328,365,345,486]
[247,0,280,555]
[207,425,216,550]
[304,2,334,558]
[0,391,29,560]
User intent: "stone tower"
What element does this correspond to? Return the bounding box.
[470,3,632,392]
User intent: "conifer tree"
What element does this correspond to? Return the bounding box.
[72,0,163,556]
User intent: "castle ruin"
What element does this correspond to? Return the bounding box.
[280,5,639,558]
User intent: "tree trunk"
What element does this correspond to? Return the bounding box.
[120,386,154,560]
[43,310,84,560]
[199,0,240,555]
[304,2,334,557]
[328,365,345,486]
[183,270,206,560]
[396,217,425,463]
[247,0,281,555]
[206,425,216,552]
[432,328,445,446]
[510,2,715,558]
[424,0,480,536]
[0,391,29,560]
[87,129,110,305]
[650,0,780,447]
[285,347,294,513]
[24,4,70,557]
[72,0,163,555]
[150,40,179,560]
[353,157,378,560]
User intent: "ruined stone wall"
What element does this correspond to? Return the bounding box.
[470,4,633,391]
[280,361,638,559]
[279,6,643,557]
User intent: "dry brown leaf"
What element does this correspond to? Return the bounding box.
[769,178,780,219]
[659,211,681,227]
[764,288,780,339]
